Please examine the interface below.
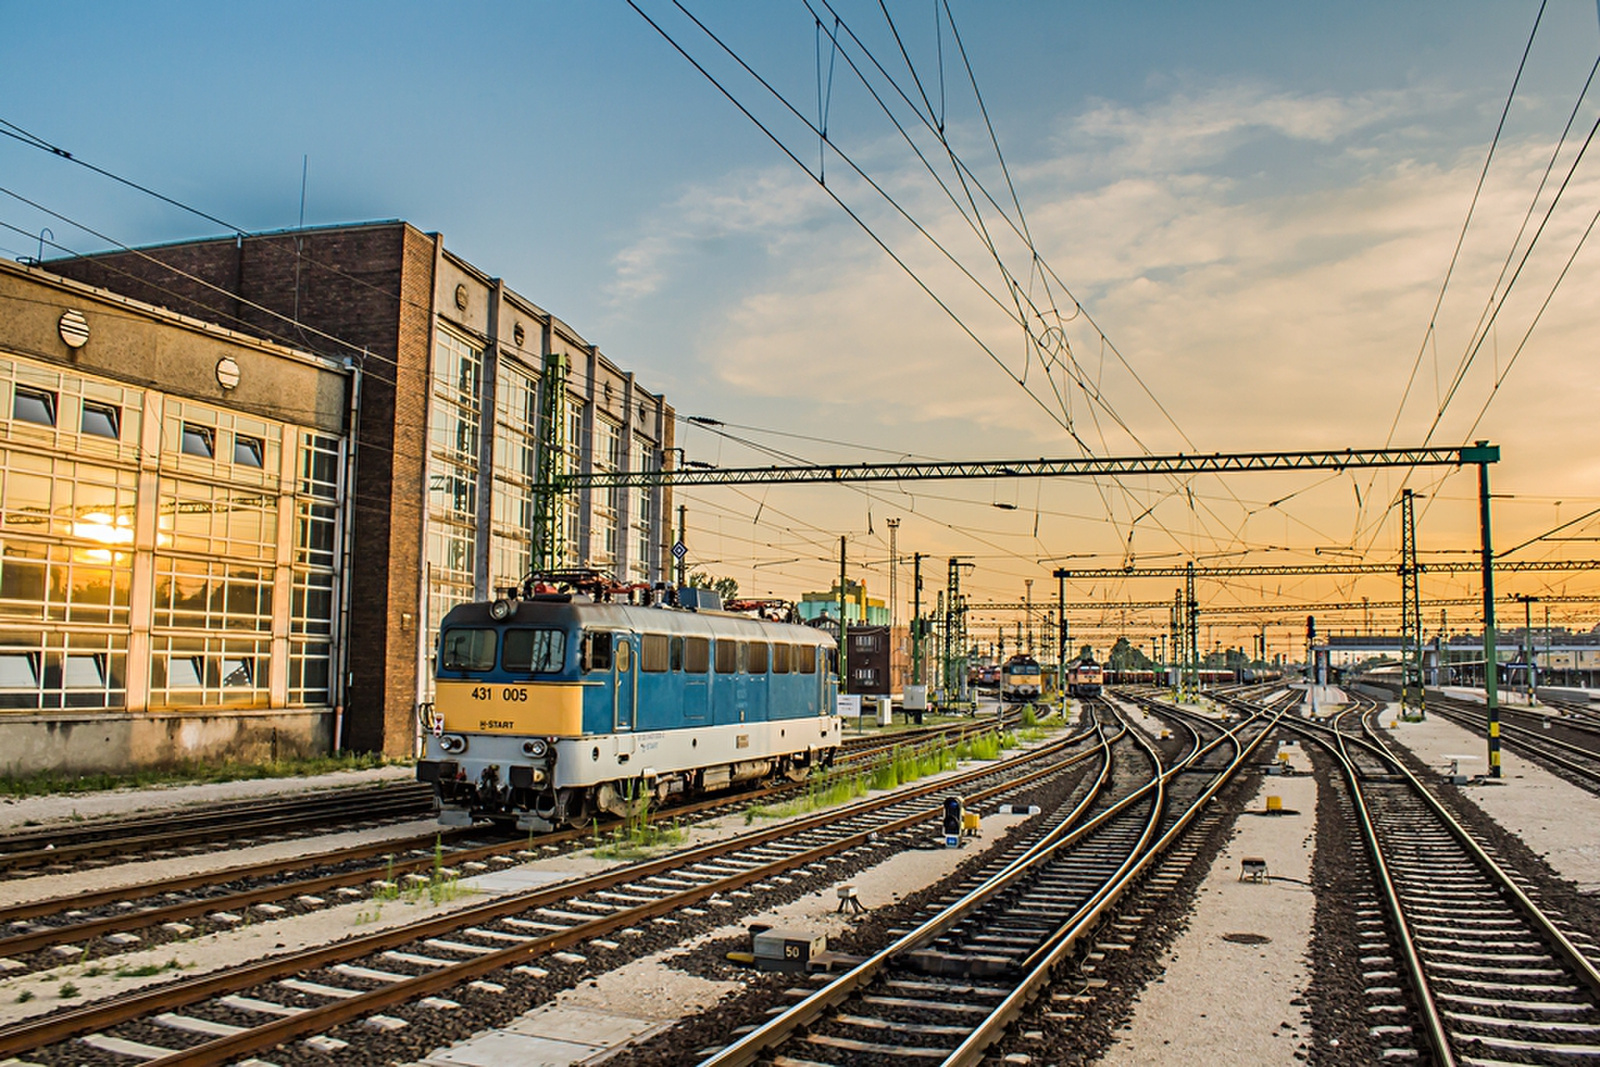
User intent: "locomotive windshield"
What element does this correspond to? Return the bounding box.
[440,628,496,671]
[504,629,566,674]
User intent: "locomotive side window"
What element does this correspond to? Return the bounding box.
[714,638,738,674]
[615,640,631,673]
[502,629,566,674]
[683,636,710,673]
[641,634,670,673]
[795,644,816,673]
[669,636,684,671]
[583,631,613,673]
[772,643,791,674]
[441,628,496,671]
[747,641,769,674]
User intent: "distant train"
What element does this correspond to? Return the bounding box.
[417,572,842,832]
[1001,653,1043,702]
[1067,657,1103,698]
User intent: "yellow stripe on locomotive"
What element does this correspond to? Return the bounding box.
[434,679,587,736]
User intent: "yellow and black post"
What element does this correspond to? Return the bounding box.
[1468,441,1502,778]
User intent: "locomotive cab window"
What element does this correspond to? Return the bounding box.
[441,628,496,671]
[795,644,816,673]
[683,636,710,673]
[582,631,613,673]
[503,629,566,674]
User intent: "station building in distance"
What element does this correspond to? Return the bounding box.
[8,221,674,772]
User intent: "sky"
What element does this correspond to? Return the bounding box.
[4,1,1600,658]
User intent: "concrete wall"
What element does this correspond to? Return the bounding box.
[0,708,333,777]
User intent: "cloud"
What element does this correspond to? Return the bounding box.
[615,77,1600,572]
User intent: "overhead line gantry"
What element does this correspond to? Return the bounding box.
[545,440,1513,776]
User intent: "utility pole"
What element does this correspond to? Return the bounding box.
[1185,562,1199,700]
[911,553,926,688]
[1400,488,1425,720]
[886,518,899,633]
[886,518,900,693]
[1170,591,1182,693]
[1307,615,1318,717]
[1053,568,1069,706]
[531,350,570,572]
[1024,579,1034,655]
[675,504,687,587]
[1471,440,1503,778]
[1514,593,1539,705]
[838,536,848,697]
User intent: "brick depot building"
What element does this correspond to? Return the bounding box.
[46,221,675,762]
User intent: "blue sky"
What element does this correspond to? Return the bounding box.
[5,2,1599,648]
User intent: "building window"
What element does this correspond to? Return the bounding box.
[0,652,38,688]
[233,435,264,468]
[181,424,214,458]
[63,654,105,688]
[220,657,253,687]
[167,655,204,688]
[81,402,120,439]
[13,388,56,428]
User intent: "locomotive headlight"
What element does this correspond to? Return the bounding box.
[440,734,468,754]
[522,738,549,759]
[489,598,513,621]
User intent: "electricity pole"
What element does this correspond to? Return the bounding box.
[1053,568,1069,706]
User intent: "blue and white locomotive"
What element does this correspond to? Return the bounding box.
[417,573,842,831]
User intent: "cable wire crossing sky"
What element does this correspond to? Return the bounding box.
[4,1,1600,640]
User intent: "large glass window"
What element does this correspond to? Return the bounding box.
[149,635,269,707]
[490,361,538,591]
[427,328,482,633]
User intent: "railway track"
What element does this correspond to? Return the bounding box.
[1423,692,1600,795]
[0,717,1093,1064]
[0,783,437,878]
[1280,695,1600,1064]
[0,719,1022,976]
[688,697,1278,1066]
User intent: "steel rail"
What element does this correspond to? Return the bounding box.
[698,699,1262,1067]
[0,726,1096,1060]
[0,720,1003,939]
[129,737,1101,1067]
[1280,693,1600,1064]
[0,791,434,872]
[946,703,1279,1065]
[1355,702,1600,999]
[695,713,1136,1067]
[0,783,433,853]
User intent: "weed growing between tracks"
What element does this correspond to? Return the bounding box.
[593,797,689,860]
[356,840,472,923]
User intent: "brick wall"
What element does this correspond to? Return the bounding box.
[47,223,432,757]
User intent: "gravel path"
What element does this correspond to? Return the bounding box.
[1097,759,1316,1065]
